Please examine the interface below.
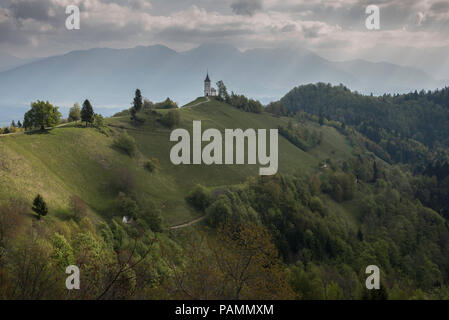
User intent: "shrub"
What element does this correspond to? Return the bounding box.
[141,203,163,232]
[113,130,137,157]
[161,110,181,128]
[93,114,105,128]
[227,92,263,113]
[146,212,162,232]
[186,185,211,212]
[143,99,153,110]
[310,196,324,214]
[93,114,110,135]
[321,172,355,203]
[206,196,232,227]
[117,192,139,220]
[154,98,178,109]
[144,158,160,173]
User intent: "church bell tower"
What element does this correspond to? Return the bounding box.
[204,72,211,96]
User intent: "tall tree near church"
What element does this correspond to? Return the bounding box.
[216,81,229,102]
[81,99,94,127]
[133,89,143,112]
[130,89,142,122]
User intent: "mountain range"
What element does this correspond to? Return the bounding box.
[0,53,39,73]
[0,43,446,125]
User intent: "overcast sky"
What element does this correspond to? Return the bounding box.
[1,0,449,60]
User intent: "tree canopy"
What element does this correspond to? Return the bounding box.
[32,194,48,219]
[23,100,61,130]
[68,103,81,122]
[81,99,94,126]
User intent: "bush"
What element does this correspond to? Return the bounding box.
[93,114,110,135]
[186,185,211,212]
[206,196,232,227]
[144,158,160,173]
[146,212,162,232]
[93,114,105,128]
[141,204,163,233]
[228,92,263,113]
[310,196,324,214]
[143,99,153,110]
[154,98,178,109]
[113,130,137,157]
[117,192,139,220]
[321,172,355,203]
[161,110,181,128]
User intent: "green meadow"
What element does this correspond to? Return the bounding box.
[0,98,354,227]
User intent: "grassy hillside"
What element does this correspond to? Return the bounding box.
[4,96,449,300]
[0,98,354,226]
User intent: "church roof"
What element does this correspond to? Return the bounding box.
[205,73,210,82]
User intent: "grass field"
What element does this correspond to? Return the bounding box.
[0,98,355,226]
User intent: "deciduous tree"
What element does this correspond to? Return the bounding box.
[68,103,81,122]
[24,100,61,130]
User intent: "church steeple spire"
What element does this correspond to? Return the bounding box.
[204,70,211,96]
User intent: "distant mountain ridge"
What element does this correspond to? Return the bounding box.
[0,53,38,72]
[0,43,444,123]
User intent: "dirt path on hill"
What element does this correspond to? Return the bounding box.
[169,215,207,229]
[184,96,210,109]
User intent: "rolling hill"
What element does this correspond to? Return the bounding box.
[0,97,354,227]
[3,94,449,300]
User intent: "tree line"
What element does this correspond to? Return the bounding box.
[274,83,449,167]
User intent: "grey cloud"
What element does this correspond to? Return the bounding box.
[231,0,262,16]
[302,25,321,38]
[281,24,296,33]
[0,20,30,45]
[155,24,255,44]
[0,0,448,64]
[270,0,447,32]
[8,0,66,28]
[9,0,53,21]
[128,0,151,11]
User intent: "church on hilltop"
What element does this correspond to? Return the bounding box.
[204,72,217,97]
